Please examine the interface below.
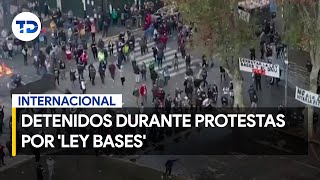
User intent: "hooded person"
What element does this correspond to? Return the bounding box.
[108,61,116,82]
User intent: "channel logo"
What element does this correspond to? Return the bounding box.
[11,12,41,42]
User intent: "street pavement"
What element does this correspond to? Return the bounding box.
[0,155,183,180]
[0,23,319,179]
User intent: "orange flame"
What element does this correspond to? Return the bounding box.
[0,63,13,77]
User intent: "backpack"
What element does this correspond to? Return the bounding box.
[149,62,155,70]
[123,44,129,54]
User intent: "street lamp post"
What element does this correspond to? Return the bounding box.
[82,0,87,18]
[284,45,289,107]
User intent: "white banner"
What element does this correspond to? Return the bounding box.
[295,87,320,108]
[239,58,280,78]
[238,9,250,22]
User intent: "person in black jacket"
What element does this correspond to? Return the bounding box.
[91,42,98,60]
[69,68,76,85]
[254,73,262,91]
[99,61,106,84]
[54,67,60,85]
[0,105,3,135]
[88,64,96,85]
[161,159,179,179]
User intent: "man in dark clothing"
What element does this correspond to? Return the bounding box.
[201,68,208,87]
[0,144,5,165]
[102,19,109,38]
[185,55,191,69]
[152,47,158,61]
[254,73,262,91]
[99,62,106,84]
[88,64,96,85]
[220,66,226,81]
[91,43,98,60]
[248,85,257,103]
[0,105,4,134]
[22,46,28,65]
[157,50,164,68]
[250,48,255,60]
[161,159,178,179]
[37,164,44,180]
[54,67,60,85]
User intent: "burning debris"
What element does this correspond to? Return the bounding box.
[0,63,13,77]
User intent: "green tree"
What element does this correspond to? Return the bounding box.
[169,0,258,107]
[283,0,320,140]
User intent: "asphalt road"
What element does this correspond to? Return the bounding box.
[0,155,183,180]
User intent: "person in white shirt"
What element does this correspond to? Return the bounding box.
[80,79,86,94]
[46,157,55,180]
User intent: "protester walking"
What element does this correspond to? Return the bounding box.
[119,66,125,86]
[133,86,140,106]
[109,62,116,82]
[140,83,147,104]
[0,105,3,135]
[0,144,5,166]
[37,164,44,180]
[161,159,178,179]
[173,53,179,71]
[46,157,55,180]
[89,64,96,85]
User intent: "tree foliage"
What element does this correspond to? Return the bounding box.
[167,0,258,74]
[283,0,320,60]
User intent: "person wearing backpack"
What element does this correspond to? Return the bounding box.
[133,86,140,106]
[88,64,96,85]
[123,43,129,61]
